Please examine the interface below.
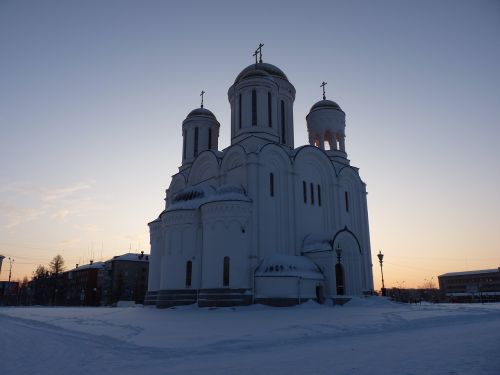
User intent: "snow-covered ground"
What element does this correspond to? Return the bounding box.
[1,298,499,375]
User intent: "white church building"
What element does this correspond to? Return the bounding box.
[146,50,374,307]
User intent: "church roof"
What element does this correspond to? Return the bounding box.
[309,99,343,113]
[235,62,288,83]
[186,107,217,120]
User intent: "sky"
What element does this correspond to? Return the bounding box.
[0,0,499,289]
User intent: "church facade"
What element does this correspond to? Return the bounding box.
[146,54,374,307]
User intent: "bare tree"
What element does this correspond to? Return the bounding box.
[33,265,48,279]
[49,254,65,275]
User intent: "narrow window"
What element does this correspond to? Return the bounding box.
[194,127,199,157]
[281,100,285,142]
[182,129,187,160]
[252,89,257,126]
[303,181,307,203]
[345,191,349,212]
[270,173,274,197]
[239,94,242,129]
[317,185,322,206]
[268,92,272,127]
[223,256,230,286]
[208,128,212,149]
[310,182,314,205]
[185,261,192,287]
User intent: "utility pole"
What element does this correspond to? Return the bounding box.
[8,257,14,283]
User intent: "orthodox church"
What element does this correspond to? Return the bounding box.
[146,48,374,307]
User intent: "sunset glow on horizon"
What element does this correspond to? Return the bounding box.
[1,0,499,290]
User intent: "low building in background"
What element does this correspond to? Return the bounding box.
[66,261,105,306]
[438,268,500,303]
[100,252,149,305]
[0,281,19,305]
[16,252,150,307]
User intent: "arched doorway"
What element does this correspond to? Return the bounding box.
[335,263,345,295]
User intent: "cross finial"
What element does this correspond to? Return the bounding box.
[253,43,264,64]
[200,90,205,108]
[320,81,327,100]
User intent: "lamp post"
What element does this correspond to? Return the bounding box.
[335,244,342,264]
[377,251,386,296]
[335,244,344,295]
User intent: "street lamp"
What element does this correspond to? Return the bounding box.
[377,251,386,296]
[336,244,343,264]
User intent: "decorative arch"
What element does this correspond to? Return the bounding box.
[188,150,220,185]
[337,165,365,184]
[220,144,247,173]
[293,146,336,182]
[259,143,293,168]
[332,226,362,254]
[169,173,187,199]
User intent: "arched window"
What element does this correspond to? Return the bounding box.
[270,173,274,197]
[239,93,242,129]
[182,129,187,160]
[223,256,230,286]
[310,182,314,205]
[303,181,307,203]
[268,92,272,127]
[281,100,285,142]
[345,191,349,212]
[194,127,199,157]
[208,128,212,149]
[185,261,192,287]
[252,89,257,126]
[317,185,322,206]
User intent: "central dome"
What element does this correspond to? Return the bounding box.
[235,62,288,83]
[186,107,217,120]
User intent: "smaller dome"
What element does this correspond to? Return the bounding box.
[309,99,343,113]
[186,107,217,120]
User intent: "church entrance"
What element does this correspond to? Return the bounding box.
[335,263,345,295]
[315,285,324,304]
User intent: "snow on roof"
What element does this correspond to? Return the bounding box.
[166,184,251,212]
[439,268,500,277]
[70,261,105,272]
[255,254,324,279]
[112,253,149,262]
[302,233,332,253]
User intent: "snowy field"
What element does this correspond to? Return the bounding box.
[1,298,499,375]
